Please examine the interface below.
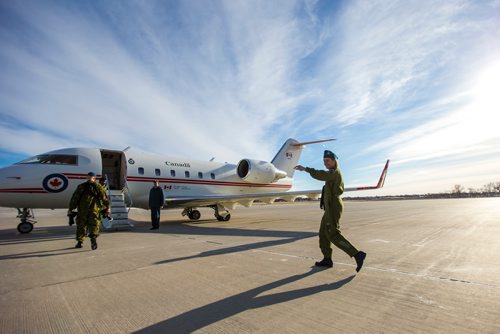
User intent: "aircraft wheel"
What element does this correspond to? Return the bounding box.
[17,221,34,234]
[188,210,201,220]
[216,214,231,222]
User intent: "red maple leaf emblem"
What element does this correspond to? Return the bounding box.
[49,178,62,188]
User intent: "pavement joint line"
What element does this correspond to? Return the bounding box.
[252,249,500,289]
[158,236,500,290]
[252,249,316,261]
[366,265,500,289]
[0,262,165,296]
[206,241,224,245]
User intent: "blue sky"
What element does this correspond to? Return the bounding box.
[1,0,499,195]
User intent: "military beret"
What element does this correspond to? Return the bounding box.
[323,150,338,160]
[87,172,96,177]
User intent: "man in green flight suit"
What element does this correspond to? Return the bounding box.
[68,172,110,250]
[295,150,366,272]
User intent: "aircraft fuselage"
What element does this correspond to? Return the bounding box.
[0,147,292,210]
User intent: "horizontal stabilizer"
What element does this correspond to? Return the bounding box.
[292,139,336,147]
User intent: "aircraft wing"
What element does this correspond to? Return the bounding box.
[165,160,389,209]
[166,189,322,209]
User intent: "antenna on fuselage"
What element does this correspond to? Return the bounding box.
[123,146,131,152]
[209,157,215,162]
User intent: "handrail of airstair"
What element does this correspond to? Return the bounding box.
[122,180,133,213]
[104,174,111,199]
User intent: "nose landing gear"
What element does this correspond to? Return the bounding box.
[16,208,37,233]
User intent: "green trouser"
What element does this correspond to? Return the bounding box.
[319,205,358,259]
[76,216,100,242]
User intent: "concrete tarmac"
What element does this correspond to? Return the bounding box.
[0,198,499,333]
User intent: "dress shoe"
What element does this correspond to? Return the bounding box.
[315,258,333,268]
[354,251,366,272]
[91,237,98,250]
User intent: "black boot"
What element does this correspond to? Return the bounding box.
[91,237,98,250]
[75,241,82,249]
[315,258,333,268]
[354,251,366,272]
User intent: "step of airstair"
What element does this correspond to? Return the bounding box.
[101,189,134,231]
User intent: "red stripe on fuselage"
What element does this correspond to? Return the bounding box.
[0,188,47,193]
[63,173,101,180]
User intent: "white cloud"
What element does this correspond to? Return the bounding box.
[0,1,317,163]
[299,0,492,132]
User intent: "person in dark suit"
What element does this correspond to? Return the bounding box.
[149,180,164,230]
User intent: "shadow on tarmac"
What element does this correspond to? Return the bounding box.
[0,247,91,260]
[0,225,75,246]
[0,218,316,262]
[135,268,355,333]
[0,224,93,260]
[132,220,317,266]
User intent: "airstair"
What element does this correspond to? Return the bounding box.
[101,187,134,231]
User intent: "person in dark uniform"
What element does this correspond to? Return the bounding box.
[68,172,110,250]
[149,180,164,230]
[295,150,367,272]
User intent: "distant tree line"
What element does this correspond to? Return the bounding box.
[343,182,500,201]
[450,182,500,198]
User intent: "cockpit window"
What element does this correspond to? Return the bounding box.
[17,154,78,165]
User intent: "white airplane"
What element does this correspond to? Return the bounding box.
[0,138,389,233]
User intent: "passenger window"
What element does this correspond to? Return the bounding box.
[155,168,161,176]
[210,173,215,180]
[185,171,190,178]
[138,167,144,175]
[170,170,176,177]
[198,172,203,179]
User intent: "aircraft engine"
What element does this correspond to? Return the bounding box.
[236,159,287,184]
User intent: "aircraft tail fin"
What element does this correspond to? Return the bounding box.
[271,138,335,177]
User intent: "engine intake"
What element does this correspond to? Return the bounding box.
[236,159,287,184]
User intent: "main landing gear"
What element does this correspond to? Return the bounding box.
[16,208,37,233]
[212,204,231,222]
[182,208,201,220]
[215,213,231,222]
[181,205,232,222]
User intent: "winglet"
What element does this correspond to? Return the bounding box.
[344,160,390,192]
[292,139,336,147]
[376,160,390,188]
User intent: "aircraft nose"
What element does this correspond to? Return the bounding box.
[0,165,22,188]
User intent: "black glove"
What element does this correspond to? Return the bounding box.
[67,212,77,226]
[101,209,113,221]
